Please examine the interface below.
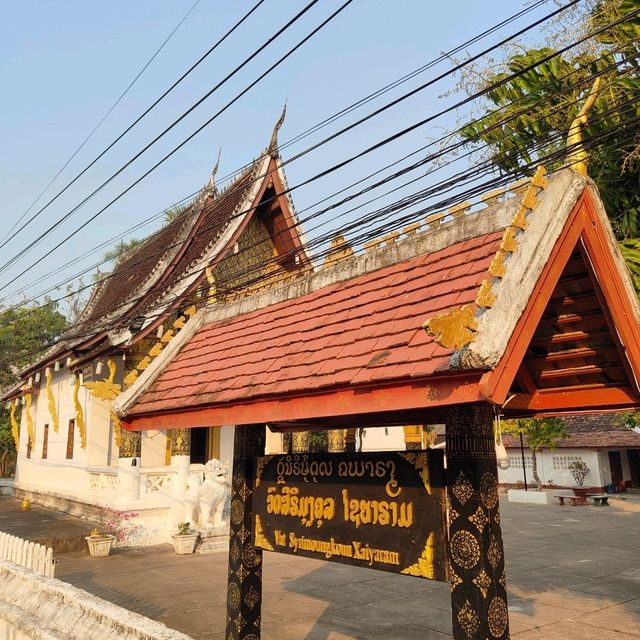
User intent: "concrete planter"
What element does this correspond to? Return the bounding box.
[507,489,553,505]
[171,533,199,555]
[85,534,115,557]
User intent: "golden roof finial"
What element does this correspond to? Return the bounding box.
[205,148,222,194]
[268,102,287,153]
[566,76,601,177]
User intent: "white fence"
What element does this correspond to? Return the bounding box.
[0,531,55,578]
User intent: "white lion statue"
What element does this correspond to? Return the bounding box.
[197,458,230,529]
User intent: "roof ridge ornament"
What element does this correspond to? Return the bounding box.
[268,102,287,154]
[566,76,601,177]
[206,147,222,195]
[423,166,548,351]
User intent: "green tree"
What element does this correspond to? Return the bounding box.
[0,302,67,476]
[457,0,640,283]
[503,418,569,490]
[102,238,141,263]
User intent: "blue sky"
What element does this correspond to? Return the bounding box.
[0,1,553,311]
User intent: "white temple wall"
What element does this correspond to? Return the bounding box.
[500,447,603,488]
[265,426,283,454]
[360,425,405,452]
[86,392,112,468]
[141,429,168,467]
[219,425,234,470]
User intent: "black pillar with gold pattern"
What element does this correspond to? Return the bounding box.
[226,424,266,640]
[445,404,509,640]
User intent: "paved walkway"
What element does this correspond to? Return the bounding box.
[0,494,88,552]
[2,495,640,639]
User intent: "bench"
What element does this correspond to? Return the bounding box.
[587,494,609,506]
[554,493,584,506]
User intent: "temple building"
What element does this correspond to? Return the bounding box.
[2,116,315,543]
[112,163,640,639]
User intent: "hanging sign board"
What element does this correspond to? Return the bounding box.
[252,450,448,581]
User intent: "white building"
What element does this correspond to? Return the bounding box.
[499,414,640,492]
[3,123,313,543]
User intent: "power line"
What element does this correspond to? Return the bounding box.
[1,0,554,302]
[5,89,637,347]
[0,0,356,287]
[0,0,204,245]
[3,31,633,310]
[0,0,268,251]
[3,113,637,374]
[0,0,581,286]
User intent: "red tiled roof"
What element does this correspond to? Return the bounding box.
[67,160,262,339]
[129,230,503,416]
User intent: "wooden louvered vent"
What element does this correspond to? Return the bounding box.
[519,247,631,393]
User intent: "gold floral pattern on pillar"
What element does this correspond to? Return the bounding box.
[487,534,502,570]
[446,404,509,639]
[468,506,489,534]
[226,424,265,640]
[327,429,345,452]
[488,596,509,637]
[450,530,480,570]
[449,563,463,592]
[480,472,499,509]
[451,471,474,505]
[457,600,480,637]
[120,429,141,458]
[472,569,492,599]
[171,428,191,456]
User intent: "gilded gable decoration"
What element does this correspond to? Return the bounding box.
[424,166,548,351]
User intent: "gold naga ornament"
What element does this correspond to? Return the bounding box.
[123,305,197,387]
[24,393,35,449]
[9,399,20,450]
[73,376,87,450]
[566,76,601,177]
[45,367,59,433]
[84,359,123,446]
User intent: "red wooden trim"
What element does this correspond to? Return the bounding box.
[122,373,484,431]
[579,189,640,391]
[515,365,537,394]
[484,188,640,406]
[506,386,638,414]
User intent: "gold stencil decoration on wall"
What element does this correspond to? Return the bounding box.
[472,569,492,599]
[451,471,474,505]
[480,471,499,509]
[468,506,489,533]
[488,596,509,638]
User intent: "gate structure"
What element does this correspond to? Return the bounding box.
[116,167,640,639]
